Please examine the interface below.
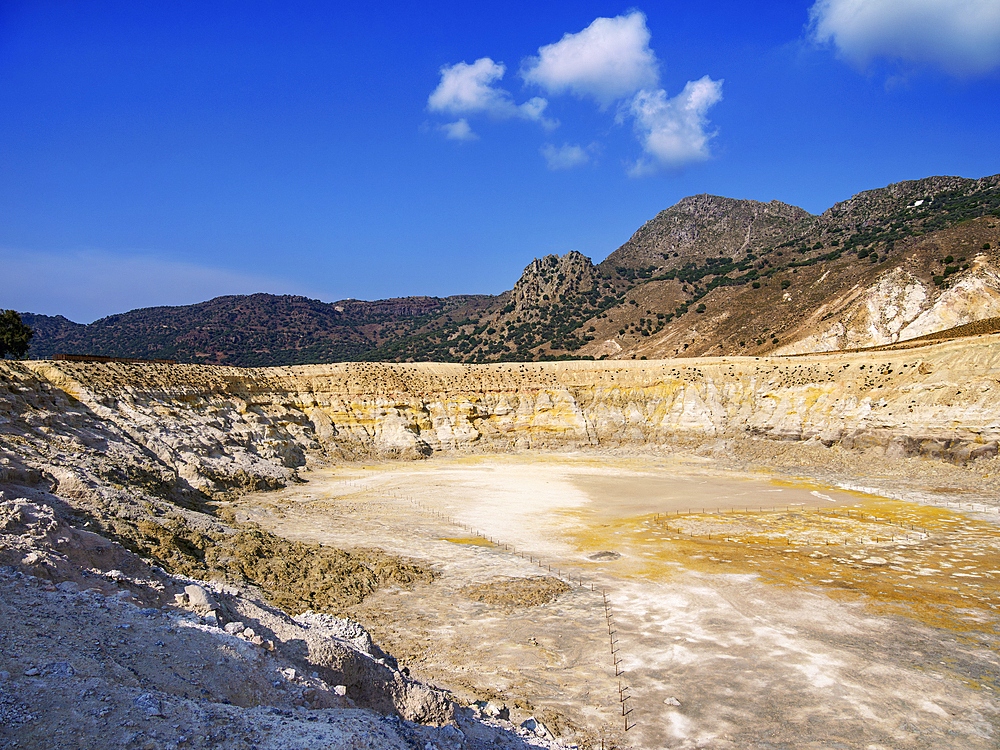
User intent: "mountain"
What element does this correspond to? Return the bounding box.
[21,173,1000,365]
[23,293,493,366]
[599,194,812,272]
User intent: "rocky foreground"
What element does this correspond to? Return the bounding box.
[2,336,1000,749]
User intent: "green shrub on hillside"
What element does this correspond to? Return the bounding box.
[0,310,33,359]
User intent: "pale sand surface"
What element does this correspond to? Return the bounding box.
[237,451,1000,749]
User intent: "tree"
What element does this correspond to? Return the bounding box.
[0,310,33,359]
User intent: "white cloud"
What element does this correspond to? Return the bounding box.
[427,57,554,126]
[627,76,723,176]
[427,15,723,176]
[522,11,660,108]
[0,247,307,324]
[540,142,594,170]
[809,0,1000,76]
[441,118,478,141]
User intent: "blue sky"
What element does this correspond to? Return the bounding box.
[2,0,998,323]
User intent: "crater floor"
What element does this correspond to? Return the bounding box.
[235,450,1000,749]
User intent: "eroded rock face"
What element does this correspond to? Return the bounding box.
[777,256,1000,355]
[4,336,999,489]
[899,257,1000,339]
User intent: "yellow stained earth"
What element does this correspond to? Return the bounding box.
[440,537,495,547]
[566,496,1000,650]
[331,456,1000,653]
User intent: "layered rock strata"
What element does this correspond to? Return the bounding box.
[6,334,999,500]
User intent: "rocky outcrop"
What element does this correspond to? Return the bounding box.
[898,258,1000,339]
[818,174,1000,230]
[507,252,603,315]
[0,487,579,750]
[0,485,455,720]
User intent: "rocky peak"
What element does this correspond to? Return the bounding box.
[509,251,600,313]
[599,194,812,272]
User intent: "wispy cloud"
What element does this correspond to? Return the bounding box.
[427,58,555,127]
[809,0,1000,76]
[0,247,307,323]
[627,76,724,176]
[440,118,478,141]
[540,142,597,170]
[522,11,659,109]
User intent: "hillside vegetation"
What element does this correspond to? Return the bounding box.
[23,173,1000,366]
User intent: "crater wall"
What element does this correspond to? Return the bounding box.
[7,335,1000,497]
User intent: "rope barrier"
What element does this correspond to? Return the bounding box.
[352,480,638,735]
